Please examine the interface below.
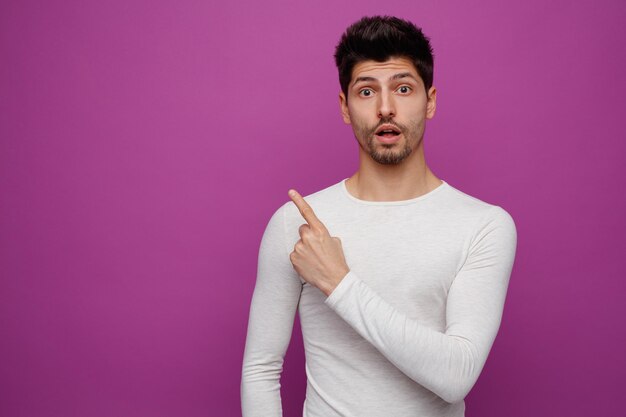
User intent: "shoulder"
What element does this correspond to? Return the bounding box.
[434,183,517,248]
[256,180,346,240]
[444,182,515,222]
[282,180,344,222]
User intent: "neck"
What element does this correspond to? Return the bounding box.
[345,141,442,202]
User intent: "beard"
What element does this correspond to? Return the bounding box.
[352,116,424,165]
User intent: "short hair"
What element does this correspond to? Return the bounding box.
[334,15,434,99]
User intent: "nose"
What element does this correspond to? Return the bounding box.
[377,90,396,118]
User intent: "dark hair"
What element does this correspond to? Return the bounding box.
[334,16,434,98]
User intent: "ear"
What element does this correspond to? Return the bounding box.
[339,91,351,124]
[426,86,437,119]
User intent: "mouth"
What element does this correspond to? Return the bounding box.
[375,124,401,137]
[374,124,402,143]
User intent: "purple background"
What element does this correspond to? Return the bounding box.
[1,0,625,416]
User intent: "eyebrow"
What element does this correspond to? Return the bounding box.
[352,72,418,87]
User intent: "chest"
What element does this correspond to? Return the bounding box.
[325,215,467,317]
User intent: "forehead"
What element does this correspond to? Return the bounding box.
[351,56,420,83]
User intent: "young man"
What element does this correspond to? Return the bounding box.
[241,15,517,417]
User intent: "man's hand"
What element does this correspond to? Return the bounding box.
[288,189,350,297]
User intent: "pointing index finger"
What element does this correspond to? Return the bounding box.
[288,189,327,232]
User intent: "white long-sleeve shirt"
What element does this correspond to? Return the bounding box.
[241,178,517,417]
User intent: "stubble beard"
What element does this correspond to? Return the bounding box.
[353,117,424,165]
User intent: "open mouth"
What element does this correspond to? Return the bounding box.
[375,125,401,138]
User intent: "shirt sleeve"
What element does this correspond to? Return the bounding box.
[323,205,518,404]
[241,203,303,417]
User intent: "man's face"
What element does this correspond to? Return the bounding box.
[339,56,436,165]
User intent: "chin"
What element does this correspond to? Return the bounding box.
[370,149,412,165]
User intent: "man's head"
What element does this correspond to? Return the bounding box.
[334,16,434,101]
[334,16,437,165]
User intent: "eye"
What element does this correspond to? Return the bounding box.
[397,85,412,94]
[359,88,373,97]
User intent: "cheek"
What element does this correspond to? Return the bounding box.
[350,117,374,141]
[348,98,377,115]
[351,101,378,119]
[347,107,367,127]
[401,96,427,112]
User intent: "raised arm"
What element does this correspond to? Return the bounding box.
[323,206,517,403]
[241,204,303,417]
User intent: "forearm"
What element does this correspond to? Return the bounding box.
[241,356,284,417]
[241,289,295,417]
[324,271,482,403]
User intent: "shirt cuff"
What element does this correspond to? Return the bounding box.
[324,270,358,307]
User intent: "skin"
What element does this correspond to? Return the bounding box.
[289,56,442,296]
